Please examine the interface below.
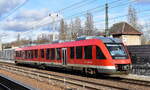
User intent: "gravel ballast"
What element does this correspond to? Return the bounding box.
[0,69,63,90]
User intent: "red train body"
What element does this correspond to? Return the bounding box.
[15,37,132,74]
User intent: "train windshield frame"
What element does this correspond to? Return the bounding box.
[106,43,128,59]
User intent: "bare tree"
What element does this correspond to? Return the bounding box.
[84,12,94,36]
[142,22,150,44]
[17,33,20,41]
[74,17,83,37]
[36,33,49,44]
[127,5,139,30]
[59,19,67,40]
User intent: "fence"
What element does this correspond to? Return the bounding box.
[127,45,150,76]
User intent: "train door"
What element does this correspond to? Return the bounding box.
[62,48,67,65]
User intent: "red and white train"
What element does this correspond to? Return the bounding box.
[15,36,132,74]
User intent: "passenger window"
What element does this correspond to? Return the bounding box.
[96,46,106,59]
[16,51,18,57]
[34,50,38,58]
[84,46,92,59]
[46,49,50,60]
[31,50,34,59]
[40,49,44,58]
[51,48,55,60]
[25,51,27,59]
[22,51,25,59]
[70,47,74,59]
[56,48,61,60]
[76,46,82,59]
[28,51,31,59]
[27,51,29,59]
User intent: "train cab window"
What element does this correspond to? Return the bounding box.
[76,46,82,59]
[51,48,55,60]
[34,50,38,58]
[70,47,74,59]
[46,49,50,60]
[40,49,45,58]
[84,46,92,59]
[56,48,61,60]
[96,46,106,59]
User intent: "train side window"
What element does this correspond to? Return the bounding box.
[29,51,31,59]
[34,50,38,58]
[84,46,92,59]
[70,47,74,59]
[46,49,50,60]
[76,46,82,59]
[31,50,33,59]
[40,49,44,58]
[22,51,25,59]
[96,46,106,59]
[51,48,55,60]
[27,51,29,59]
[26,51,28,59]
[56,48,61,60]
[15,51,18,57]
[20,51,22,57]
[25,51,27,59]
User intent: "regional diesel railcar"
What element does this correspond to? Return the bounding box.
[15,36,132,74]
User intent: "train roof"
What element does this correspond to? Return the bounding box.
[76,36,122,43]
[16,37,122,51]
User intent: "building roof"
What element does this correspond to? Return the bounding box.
[110,22,142,35]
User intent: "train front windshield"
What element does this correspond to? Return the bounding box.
[106,44,128,59]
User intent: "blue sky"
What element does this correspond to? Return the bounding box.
[0,0,150,43]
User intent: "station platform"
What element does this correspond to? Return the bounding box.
[124,74,150,81]
[0,59,14,63]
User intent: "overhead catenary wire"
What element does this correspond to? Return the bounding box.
[93,9,150,30]
[55,0,96,13]
[64,0,136,20]
[15,0,130,32]
[0,0,29,21]
[56,0,123,14]
[20,0,137,35]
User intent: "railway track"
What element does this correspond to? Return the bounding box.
[0,74,34,90]
[0,62,150,90]
[0,63,123,90]
[0,83,10,90]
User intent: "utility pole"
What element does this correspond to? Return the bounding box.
[105,3,109,37]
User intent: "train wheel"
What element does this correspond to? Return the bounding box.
[88,68,96,75]
[39,65,45,70]
[84,68,97,75]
